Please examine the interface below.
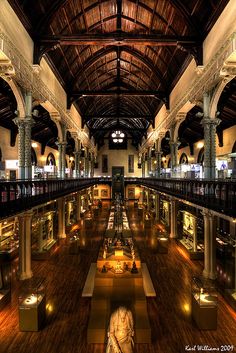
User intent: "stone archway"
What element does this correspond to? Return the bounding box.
[179,153,188,164]
[46,152,56,166]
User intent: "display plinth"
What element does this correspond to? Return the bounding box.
[191,277,217,330]
[18,278,46,331]
[87,271,151,344]
[157,237,169,253]
[85,218,93,228]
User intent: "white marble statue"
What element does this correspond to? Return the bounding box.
[106,306,134,353]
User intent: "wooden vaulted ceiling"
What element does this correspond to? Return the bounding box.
[8,0,230,147]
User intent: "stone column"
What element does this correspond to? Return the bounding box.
[155,192,160,221]
[170,199,177,238]
[85,148,90,177]
[74,151,81,178]
[139,187,143,203]
[141,154,145,178]
[13,117,25,179]
[201,118,220,179]
[76,192,81,221]
[202,210,217,279]
[18,210,33,280]
[61,142,67,179]
[56,141,67,178]
[193,217,198,252]
[58,197,66,238]
[155,151,162,178]
[146,189,150,211]
[170,141,179,177]
[24,118,33,179]
[90,153,94,177]
[147,148,152,176]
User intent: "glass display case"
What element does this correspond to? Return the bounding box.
[18,277,46,331]
[69,229,80,254]
[178,210,204,259]
[191,277,217,329]
[157,233,169,253]
[0,262,11,310]
[0,218,19,260]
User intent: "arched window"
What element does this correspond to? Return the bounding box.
[179,153,188,164]
[197,147,204,164]
[231,140,236,153]
[46,153,56,166]
[31,147,37,166]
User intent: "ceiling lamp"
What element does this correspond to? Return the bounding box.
[112,130,125,143]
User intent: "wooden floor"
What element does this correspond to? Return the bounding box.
[0,202,236,353]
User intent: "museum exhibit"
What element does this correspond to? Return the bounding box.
[0,0,236,352]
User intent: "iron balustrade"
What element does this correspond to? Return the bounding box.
[0,177,235,219]
[0,177,111,219]
[125,178,236,218]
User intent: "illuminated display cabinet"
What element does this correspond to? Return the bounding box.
[191,277,217,330]
[18,278,46,331]
[0,218,19,260]
[0,262,11,310]
[178,211,204,259]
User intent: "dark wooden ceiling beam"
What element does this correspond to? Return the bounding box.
[117,0,122,31]
[35,0,70,32]
[35,33,199,46]
[89,127,147,132]
[71,90,166,97]
[84,115,153,120]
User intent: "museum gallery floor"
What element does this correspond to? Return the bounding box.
[0,202,235,353]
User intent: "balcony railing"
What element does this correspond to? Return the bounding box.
[0,177,110,219]
[125,177,236,218]
[0,177,235,219]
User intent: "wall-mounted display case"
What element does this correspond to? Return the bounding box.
[18,277,46,331]
[0,262,11,310]
[32,211,56,260]
[178,210,204,259]
[160,200,170,227]
[66,199,76,226]
[0,217,19,260]
[191,277,217,330]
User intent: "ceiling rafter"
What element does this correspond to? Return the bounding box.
[69,45,170,91]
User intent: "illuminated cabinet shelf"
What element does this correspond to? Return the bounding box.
[0,218,19,260]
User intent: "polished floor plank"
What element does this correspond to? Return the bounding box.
[0,202,235,353]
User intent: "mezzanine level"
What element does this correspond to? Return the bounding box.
[0,177,235,219]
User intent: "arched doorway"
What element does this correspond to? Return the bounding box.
[46,153,56,166]
[179,153,188,164]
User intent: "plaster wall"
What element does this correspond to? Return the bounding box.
[203,0,236,64]
[39,58,67,110]
[94,139,141,177]
[0,0,33,62]
[70,104,82,129]
[168,0,236,112]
